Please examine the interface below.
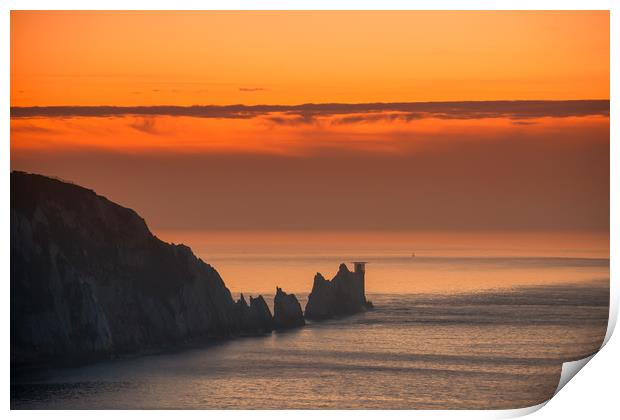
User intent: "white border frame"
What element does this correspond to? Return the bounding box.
[2,2,616,419]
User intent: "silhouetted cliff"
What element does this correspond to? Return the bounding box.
[304,263,372,320]
[10,171,273,366]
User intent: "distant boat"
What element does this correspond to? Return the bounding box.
[411,252,416,258]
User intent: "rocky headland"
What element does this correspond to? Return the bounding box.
[11,172,281,366]
[11,171,372,367]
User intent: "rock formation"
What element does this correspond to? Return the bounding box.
[304,263,372,320]
[10,171,273,366]
[234,294,274,334]
[273,287,305,330]
[248,295,274,333]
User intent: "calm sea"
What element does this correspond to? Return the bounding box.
[11,250,609,409]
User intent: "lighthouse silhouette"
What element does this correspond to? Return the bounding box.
[353,261,367,299]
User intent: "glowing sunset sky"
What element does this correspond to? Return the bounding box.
[10,11,609,238]
[11,11,609,105]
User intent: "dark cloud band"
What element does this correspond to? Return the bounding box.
[10,100,609,121]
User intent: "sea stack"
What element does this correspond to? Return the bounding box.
[249,295,274,333]
[304,262,372,320]
[273,288,305,329]
[234,294,274,334]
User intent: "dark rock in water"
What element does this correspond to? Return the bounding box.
[10,171,272,367]
[234,294,273,334]
[304,273,337,319]
[249,295,275,333]
[304,262,372,320]
[273,287,305,330]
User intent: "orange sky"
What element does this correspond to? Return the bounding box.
[11,112,610,232]
[10,11,610,235]
[9,111,610,156]
[11,11,609,106]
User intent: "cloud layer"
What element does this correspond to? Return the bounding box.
[10,100,610,122]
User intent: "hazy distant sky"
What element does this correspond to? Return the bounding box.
[10,11,609,233]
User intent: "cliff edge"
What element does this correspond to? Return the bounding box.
[10,171,272,366]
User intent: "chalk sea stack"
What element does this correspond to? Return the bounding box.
[304,262,372,320]
[10,171,273,366]
[273,288,305,329]
[249,295,275,332]
[234,294,274,334]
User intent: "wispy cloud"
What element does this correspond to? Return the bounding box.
[10,100,609,123]
[239,87,266,92]
[10,123,60,134]
[129,117,159,134]
[331,112,427,125]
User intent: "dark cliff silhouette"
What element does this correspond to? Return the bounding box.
[11,171,276,366]
[10,171,375,367]
[305,262,373,320]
